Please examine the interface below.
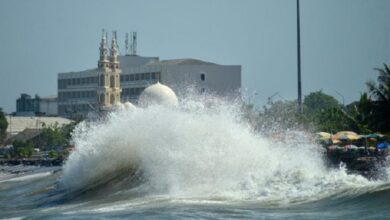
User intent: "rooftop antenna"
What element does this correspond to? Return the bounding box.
[130,31,137,55]
[125,33,130,55]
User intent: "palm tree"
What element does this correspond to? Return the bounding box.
[367,64,390,103]
[365,64,390,132]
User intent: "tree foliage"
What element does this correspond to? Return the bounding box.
[365,64,390,132]
[244,65,390,134]
[303,90,340,115]
[0,108,8,143]
[255,99,308,133]
[367,64,390,103]
[12,140,33,158]
[41,123,66,150]
[39,121,78,150]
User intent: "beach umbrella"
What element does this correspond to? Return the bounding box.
[316,132,332,141]
[332,131,359,141]
[331,139,341,144]
[359,133,384,139]
[316,132,332,143]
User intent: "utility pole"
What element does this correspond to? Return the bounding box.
[297,0,303,113]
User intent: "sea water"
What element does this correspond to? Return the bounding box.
[1,96,390,219]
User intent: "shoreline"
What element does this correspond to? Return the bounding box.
[0,158,64,166]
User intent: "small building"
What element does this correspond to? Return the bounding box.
[3,128,43,147]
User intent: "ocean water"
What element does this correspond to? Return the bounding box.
[1,97,390,219]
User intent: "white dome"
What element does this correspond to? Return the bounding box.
[123,101,136,110]
[138,82,178,107]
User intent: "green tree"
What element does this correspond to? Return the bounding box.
[366,64,390,132]
[39,121,79,150]
[367,64,390,103]
[40,123,66,150]
[257,99,306,132]
[12,140,33,158]
[48,150,58,158]
[312,107,349,133]
[303,90,341,115]
[0,108,8,143]
[345,93,374,133]
[300,91,343,132]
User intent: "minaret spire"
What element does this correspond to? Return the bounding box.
[98,29,109,69]
[110,31,119,65]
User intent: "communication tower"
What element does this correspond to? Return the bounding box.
[125,33,130,55]
[130,32,137,55]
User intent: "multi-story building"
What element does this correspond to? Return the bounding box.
[16,94,40,115]
[57,31,241,119]
[16,94,58,116]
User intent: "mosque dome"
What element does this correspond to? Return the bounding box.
[138,82,178,107]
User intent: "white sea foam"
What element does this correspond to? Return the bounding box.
[0,171,52,183]
[61,96,376,204]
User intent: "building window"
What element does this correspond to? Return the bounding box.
[100,75,105,86]
[100,93,105,104]
[201,73,205,81]
[110,75,115,87]
[110,94,115,104]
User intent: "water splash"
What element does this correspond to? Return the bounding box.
[61,96,376,204]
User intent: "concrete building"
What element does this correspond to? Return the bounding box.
[57,30,241,119]
[16,94,40,116]
[16,94,58,116]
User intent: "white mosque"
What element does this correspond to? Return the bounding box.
[57,30,241,119]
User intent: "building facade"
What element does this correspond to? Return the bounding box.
[39,96,58,116]
[16,94,58,116]
[16,94,40,115]
[57,31,241,119]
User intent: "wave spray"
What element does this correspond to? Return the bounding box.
[61,95,374,205]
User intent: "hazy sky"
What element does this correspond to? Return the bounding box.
[0,0,389,113]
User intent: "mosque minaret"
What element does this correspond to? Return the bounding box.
[97,30,122,110]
